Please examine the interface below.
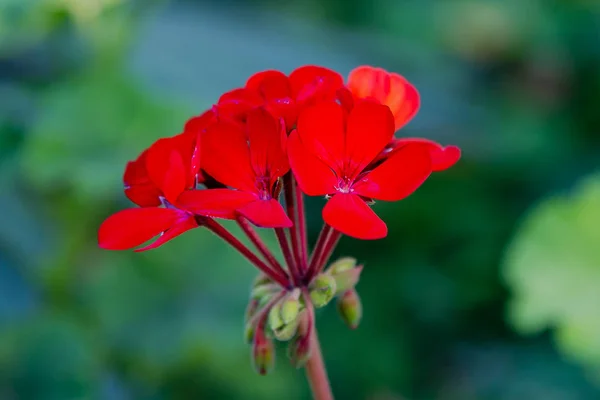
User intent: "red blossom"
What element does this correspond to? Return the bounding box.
[388,138,461,172]
[288,101,432,240]
[179,107,292,228]
[99,131,241,251]
[215,65,344,128]
[345,65,420,132]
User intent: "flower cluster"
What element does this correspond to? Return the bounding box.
[98,65,460,374]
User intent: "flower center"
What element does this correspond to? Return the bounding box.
[335,176,354,194]
[255,176,272,200]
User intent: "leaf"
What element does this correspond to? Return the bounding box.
[503,173,600,369]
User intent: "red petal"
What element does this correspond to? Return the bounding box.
[323,193,387,239]
[246,70,291,100]
[145,137,187,204]
[184,109,216,134]
[387,73,420,131]
[347,66,420,131]
[287,129,337,196]
[135,215,198,252]
[176,189,256,219]
[238,199,292,228]
[336,87,355,112]
[353,143,431,201]
[246,108,289,182]
[123,150,162,207]
[344,101,395,179]
[217,88,263,123]
[98,207,181,250]
[169,132,202,188]
[289,66,344,102]
[201,121,256,192]
[393,138,461,171]
[347,66,388,100]
[296,101,345,172]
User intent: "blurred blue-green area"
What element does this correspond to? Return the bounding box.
[1,0,600,399]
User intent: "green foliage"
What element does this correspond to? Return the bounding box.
[20,68,191,200]
[2,0,600,398]
[504,174,600,368]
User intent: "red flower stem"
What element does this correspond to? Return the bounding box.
[275,228,302,286]
[302,291,333,400]
[283,173,304,272]
[236,215,289,280]
[305,224,333,283]
[204,219,290,288]
[312,229,342,280]
[295,178,308,273]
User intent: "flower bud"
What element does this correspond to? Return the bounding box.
[268,300,284,332]
[332,265,363,295]
[244,321,255,344]
[280,288,301,325]
[251,324,275,375]
[251,283,280,301]
[245,298,260,322]
[327,257,357,275]
[272,318,299,341]
[244,298,260,344]
[287,311,312,368]
[309,273,337,308]
[337,289,362,329]
[253,274,273,288]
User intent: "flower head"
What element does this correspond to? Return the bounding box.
[216,65,344,129]
[288,100,432,239]
[99,132,201,251]
[178,107,292,228]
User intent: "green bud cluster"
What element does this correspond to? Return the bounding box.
[245,256,365,375]
[268,289,303,341]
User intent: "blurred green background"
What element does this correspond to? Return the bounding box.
[1,0,600,399]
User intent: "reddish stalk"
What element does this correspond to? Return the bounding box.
[312,229,342,280]
[305,224,333,283]
[204,218,290,288]
[295,178,308,273]
[236,216,289,279]
[302,291,333,400]
[283,173,304,272]
[275,228,302,286]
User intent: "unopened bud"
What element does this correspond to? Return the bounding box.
[244,298,260,344]
[272,318,299,341]
[253,274,273,288]
[268,300,284,332]
[327,257,357,275]
[252,325,275,375]
[280,288,301,324]
[244,321,255,344]
[332,265,363,295]
[251,283,280,300]
[337,289,362,329]
[245,298,260,322]
[309,273,336,308]
[286,311,312,368]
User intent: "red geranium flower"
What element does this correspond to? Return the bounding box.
[343,66,461,171]
[177,107,292,228]
[99,131,250,251]
[288,101,432,239]
[98,132,201,251]
[216,65,344,128]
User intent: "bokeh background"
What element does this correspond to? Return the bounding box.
[1,0,600,399]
